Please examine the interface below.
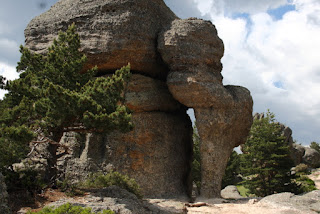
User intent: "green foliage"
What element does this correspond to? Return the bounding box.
[294,175,317,194]
[0,125,34,170]
[0,24,132,184]
[241,110,297,197]
[4,168,46,192]
[222,151,241,189]
[56,179,84,197]
[295,163,309,174]
[191,126,201,189]
[81,171,142,199]
[310,142,320,153]
[236,185,252,197]
[27,203,114,214]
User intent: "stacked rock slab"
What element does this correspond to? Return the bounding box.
[25,0,253,198]
[158,18,253,198]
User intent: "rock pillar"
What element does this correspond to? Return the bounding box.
[159,18,253,198]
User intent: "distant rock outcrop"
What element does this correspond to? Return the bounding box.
[292,144,320,168]
[25,0,253,198]
[0,173,10,213]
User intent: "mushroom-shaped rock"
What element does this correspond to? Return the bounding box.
[25,0,177,78]
[158,18,253,198]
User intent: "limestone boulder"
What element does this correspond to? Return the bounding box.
[303,147,320,168]
[25,0,177,78]
[221,185,243,199]
[291,143,320,168]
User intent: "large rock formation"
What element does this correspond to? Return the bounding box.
[158,18,253,198]
[25,0,253,198]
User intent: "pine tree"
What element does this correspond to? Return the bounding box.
[222,151,240,188]
[0,24,132,183]
[241,110,295,196]
[310,142,320,153]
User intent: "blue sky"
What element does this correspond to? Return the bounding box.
[1,0,320,145]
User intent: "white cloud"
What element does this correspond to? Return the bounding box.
[205,0,320,144]
[0,62,19,98]
[0,38,20,66]
[194,0,289,16]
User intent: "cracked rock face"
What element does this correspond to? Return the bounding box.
[159,18,253,198]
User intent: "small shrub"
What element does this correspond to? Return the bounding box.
[295,163,309,174]
[81,171,142,199]
[56,179,84,197]
[236,185,253,197]
[4,169,46,193]
[27,203,114,214]
[294,175,317,194]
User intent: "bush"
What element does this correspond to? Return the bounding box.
[222,151,241,189]
[27,203,114,214]
[81,171,142,199]
[294,163,309,174]
[294,175,317,194]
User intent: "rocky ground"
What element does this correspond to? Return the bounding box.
[16,169,320,214]
[308,168,320,189]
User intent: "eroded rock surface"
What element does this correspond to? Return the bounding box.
[259,191,320,213]
[25,0,253,199]
[159,18,253,198]
[63,112,192,198]
[25,0,177,78]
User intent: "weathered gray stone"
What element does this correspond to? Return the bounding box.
[158,18,253,198]
[259,191,320,213]
[47,186,174,214]
[290,143,320,168]
[292,143,306,165]
[25,0,177,78]
[303,147,320,168]
[221,185,243,199]
[0,173,10,214]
